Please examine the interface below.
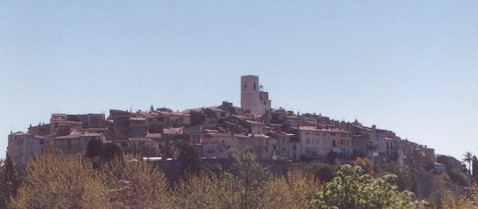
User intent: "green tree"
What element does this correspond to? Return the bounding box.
[1,154,21,208]
[306,163,338,183]
[230,150,271,209]
[312,164,423,209]
[86,138,104,158]
[377,161,413,191]
[172,140,200,178]
[11,154,108,209]
[101,143,123,161]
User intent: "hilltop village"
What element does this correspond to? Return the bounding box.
[8,75,458,173]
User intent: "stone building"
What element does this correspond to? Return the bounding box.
[7,132,44,166]
[240,75,271,117]
[48,132,104,154]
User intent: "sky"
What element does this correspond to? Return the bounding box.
[1,1,477,160]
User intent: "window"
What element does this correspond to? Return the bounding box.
[306,138,310,144]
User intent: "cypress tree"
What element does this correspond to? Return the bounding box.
[472,155,478,184]
[2,153,21,207]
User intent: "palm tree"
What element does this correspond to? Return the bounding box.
[463,151,473,175]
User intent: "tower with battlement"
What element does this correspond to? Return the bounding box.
[240,75,271,116]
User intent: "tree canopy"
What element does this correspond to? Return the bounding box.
[312,164,423,209]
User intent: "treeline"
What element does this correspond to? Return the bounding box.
[0,149,475,208]
[0,152,416,209]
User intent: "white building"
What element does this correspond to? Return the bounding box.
[240,75,271,117]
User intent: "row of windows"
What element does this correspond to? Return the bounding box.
[305,138,351,147]
[304,131,351,137]
[306,138,328,145]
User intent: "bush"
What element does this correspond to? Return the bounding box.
[449,169,470,187]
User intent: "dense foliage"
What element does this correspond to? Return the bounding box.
[434,186,478,209]
[170,151,322,209]
[311,165,423,209]
[3,151,465,209]
[12,154,108,208]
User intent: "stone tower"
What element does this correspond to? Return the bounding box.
[240,75,271,116]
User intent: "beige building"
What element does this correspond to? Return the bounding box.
[240,75,271,117]
[199,130,276,160]
[297,126,353,159]
[267,131,294,160]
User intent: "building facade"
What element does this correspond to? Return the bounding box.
[7,132,44,166]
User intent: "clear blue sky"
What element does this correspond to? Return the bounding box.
[1,1,477,160]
